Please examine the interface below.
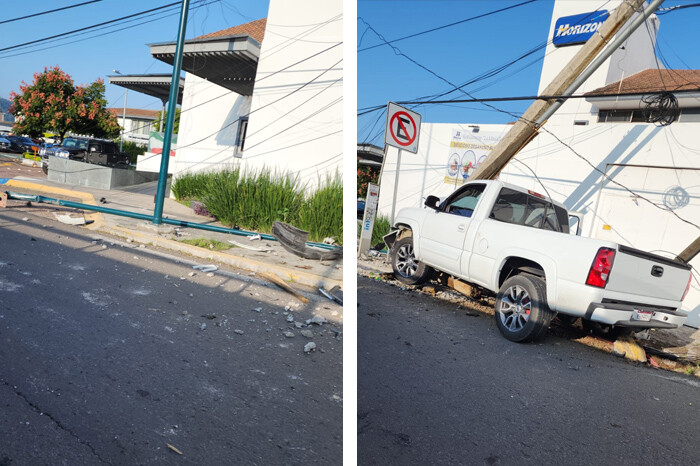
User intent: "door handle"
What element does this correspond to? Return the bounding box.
[457,224,466,232]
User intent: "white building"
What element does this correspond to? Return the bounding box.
[140,0,342,188]
[108,108,159,145]
[377,0,700,326]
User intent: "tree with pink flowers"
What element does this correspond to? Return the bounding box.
[9,66,120,141]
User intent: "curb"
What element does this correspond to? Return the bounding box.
[109,225,343,290]
[1,179,342,290]
[2,179,105,230]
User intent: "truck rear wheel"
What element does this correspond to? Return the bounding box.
[495,274,553,342]
[391,236,432,285]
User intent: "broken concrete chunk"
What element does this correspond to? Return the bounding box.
[252,307,262,313]
[286,314,294,323]
[200,323,207,331]
[294,322,304,329]
[303,342,316,353]
[188,272,196,277]
[283,331,295,338]
[300,330,314,339]
[306,316,327,325]
[234,329,244,335]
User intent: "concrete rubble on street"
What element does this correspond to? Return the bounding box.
[359,251,700,374]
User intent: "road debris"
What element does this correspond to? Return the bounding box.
[251,307,262,313]
[228,240,271,252]
[272,221,341,261]
[234,329,244,335]
[301,330,314,338]
[612,338,647,362]
[166,444,183,455]
[248,234,262,241]
[259,271,309,303]
[284,331,295,338]
[286,314,294,323]
[319,287,343,305]
[304,342,316,353]
[306,316,327,326]
[192,264,217,273]
[200,323,207,331]
[53,213,88,225]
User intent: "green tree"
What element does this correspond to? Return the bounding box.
[154,108,181,134]
[9,66,120,140]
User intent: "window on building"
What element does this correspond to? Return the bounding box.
[598,110,632,123]
[236,117,249,153]
[679,108,700,123]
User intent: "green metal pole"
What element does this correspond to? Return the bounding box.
[153,0,190,225]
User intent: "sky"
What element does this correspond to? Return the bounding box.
[357,0,700,146]
[0,0,270,112]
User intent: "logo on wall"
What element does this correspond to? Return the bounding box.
[553,10,608,47]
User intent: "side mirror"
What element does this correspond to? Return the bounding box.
[424,195,440,211]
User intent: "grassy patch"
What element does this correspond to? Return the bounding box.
[179,238,232,251]
[297,174,342,244]
[357,214,391,248]
[172,167,342,243]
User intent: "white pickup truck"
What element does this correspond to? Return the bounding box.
[384,180,693,342]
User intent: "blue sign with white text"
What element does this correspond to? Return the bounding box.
[553,10,609,47]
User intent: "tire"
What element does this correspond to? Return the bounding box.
[42,164,48,175]
[390,235,432,285]
[494,274,554,342]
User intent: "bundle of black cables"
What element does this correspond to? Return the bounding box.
[641,91,679,126]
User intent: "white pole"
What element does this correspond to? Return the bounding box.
[390,148,402,225]
[120,89,128,151]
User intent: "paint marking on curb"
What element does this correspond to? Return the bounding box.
[3,179,105,230]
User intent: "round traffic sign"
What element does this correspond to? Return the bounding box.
[389,111,417,147]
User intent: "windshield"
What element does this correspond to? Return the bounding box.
[62,138,88,150]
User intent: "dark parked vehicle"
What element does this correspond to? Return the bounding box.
[41,137,129,174]
[0,137,11,152]
[6,135,40,154]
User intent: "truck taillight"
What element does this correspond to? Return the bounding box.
[682,274,692,301]
[586,248,616,288]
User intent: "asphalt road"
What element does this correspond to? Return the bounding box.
[0,208,342,465]
[358,276,700,466]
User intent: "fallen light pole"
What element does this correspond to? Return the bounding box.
[2,191,339,251]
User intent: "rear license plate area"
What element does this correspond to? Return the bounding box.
[632,309,652,321]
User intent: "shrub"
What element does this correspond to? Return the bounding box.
[298,173,343,243]
[120,141,147,164]
[171,167,342,242]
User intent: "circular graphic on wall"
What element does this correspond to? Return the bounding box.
[663,186,690,210]
[447,153,460,177]
[460,150,475,179]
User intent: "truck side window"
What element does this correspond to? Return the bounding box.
[490,188,527,224]
[443,184,485,218]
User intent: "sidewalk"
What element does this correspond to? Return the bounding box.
[0,174,342,292]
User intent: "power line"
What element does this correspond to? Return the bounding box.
[0,0,104,25]
[0,2,183,54]
[357,0,537,53]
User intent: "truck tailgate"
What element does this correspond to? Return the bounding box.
[606,246,691,302]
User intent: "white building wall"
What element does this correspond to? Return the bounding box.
[172,73,251,176]
[241,0,343,189]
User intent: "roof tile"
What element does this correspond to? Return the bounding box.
[586,69,700,96]
[195,18,266,43]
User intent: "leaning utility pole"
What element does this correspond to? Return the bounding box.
[470,0,663,181]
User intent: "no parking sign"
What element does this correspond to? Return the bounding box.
[384,102,421,154]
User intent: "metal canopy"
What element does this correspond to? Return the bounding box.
[107,74,184,105]
[149,35,261,95]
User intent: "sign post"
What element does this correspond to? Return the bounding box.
[357,182,380,257]
[384,102,421,225]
